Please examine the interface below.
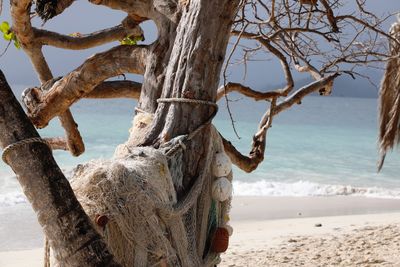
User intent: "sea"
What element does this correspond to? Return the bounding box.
[1,86,400,208]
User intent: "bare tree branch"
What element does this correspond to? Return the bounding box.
[11,0,85,156]
[35,22,143,50]
[84,80,142,99]
[36,0,75,21]
[231,30,294,95]
[223,73,339,173]
[88,0,153,18]
[216,82,282,101]
[23,45,149,128]
[44,137,69,151]
[319,0,339,33]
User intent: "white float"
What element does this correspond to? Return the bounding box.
[212,152,232,177]
[223,224,233,236]
[212,177,232,202]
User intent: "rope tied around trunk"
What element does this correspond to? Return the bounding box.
[1,137,51,165]
[156,98,218,157]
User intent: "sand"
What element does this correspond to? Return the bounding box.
[221,213,400,266]
[1,196,400,266]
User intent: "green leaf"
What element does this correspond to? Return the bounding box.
[120,36,137,46]
[3,31,14,41]
[120,35,144,46]
[13,38,21,49]
[0,21,10,34]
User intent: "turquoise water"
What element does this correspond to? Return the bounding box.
[1,88,400,205]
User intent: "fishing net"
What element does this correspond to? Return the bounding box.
[50,125,233,267]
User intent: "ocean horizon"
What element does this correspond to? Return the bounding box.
[1,85,400,207]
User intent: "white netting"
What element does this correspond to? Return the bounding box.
[47,126,231,267]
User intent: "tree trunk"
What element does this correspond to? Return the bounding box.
[144,0,240,186]
[0,70,120,267]
[137,0,240,264]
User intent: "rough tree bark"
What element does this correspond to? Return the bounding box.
[137,0,241,264]
[142,0,240,189]
[0,71,120,266]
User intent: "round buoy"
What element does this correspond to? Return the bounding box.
[211,227,230,253]
[212,177,232,202]
[212,152,232,177]
[95,214,109,228]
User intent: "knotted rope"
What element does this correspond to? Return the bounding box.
[1,137,51,165]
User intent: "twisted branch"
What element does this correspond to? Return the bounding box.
[216,82,283,101]
[84,80,142,99]
[24,45,149,128]
[223,73,339,172]
[34,21,143,50]
[11,0,85,156]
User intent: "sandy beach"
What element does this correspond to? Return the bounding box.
[1,196,400,266]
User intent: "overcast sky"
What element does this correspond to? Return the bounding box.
[0,1,399,95]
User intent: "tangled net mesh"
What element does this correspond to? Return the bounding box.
[70,147,181,266]
[59,126,230,267]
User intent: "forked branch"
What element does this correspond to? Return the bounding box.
[223,73,339,172]
[11,0,85,156]
[23,45,149,128]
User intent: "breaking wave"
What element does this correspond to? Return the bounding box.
[233,180,400,199]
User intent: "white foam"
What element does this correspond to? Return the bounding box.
[0,192,26,206]
[1,179,400,207]
[233,180,400,199]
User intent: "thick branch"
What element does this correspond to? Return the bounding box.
[216,82,282,101]
[44,137,68,151]
[153,0,181,22]
[223,73,339,173]
[222,135,264,173]
[36,0,75,21]
[88,0,153,18]
[84,80,142,99]
[271,73,339,116]
[0,71,120,266]
[294,64,322,80]
[24,45,148,128]
[319,0,339,33]
[10,0,35,44]
[34,23,143,50]
[11,0,85,156]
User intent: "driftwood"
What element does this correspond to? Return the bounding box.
[0,71,120,267]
